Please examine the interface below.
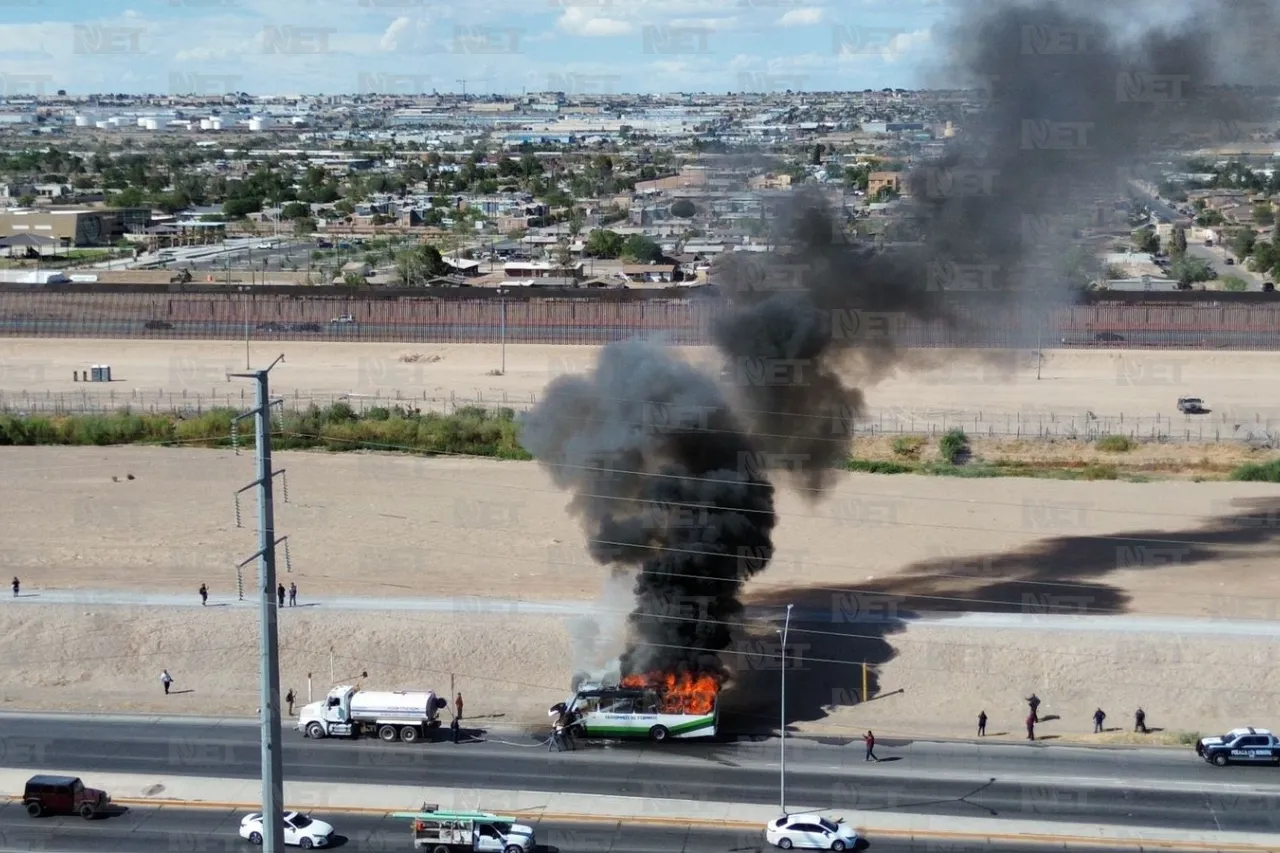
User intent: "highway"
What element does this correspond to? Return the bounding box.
[0,803,1165,853]
[2,717,1280,834]
[1,319,1277,349]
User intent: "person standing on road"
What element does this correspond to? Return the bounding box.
[199,583,208,606]
[161,669,173,695]
[454,693,464,723]
[12,577,19,597]
[1093,708,1106,733]
[277,583,286,607]
[863,730,880,762]
[977,711,987,737]
[285,689,296,716]
[1026,693,1041,722]
[1026,713,1036,741]
[1134,707,1148,734]
[288,582,297,606]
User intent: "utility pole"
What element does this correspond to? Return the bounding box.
[230,354,289,853]
[496,287,509,375]
[779,603,793,814]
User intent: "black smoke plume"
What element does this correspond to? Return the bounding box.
[520,340,776,680]
[523,0,1279,682]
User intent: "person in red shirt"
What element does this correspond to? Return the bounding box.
[1026,713,1036,741]
[863,730,879,762]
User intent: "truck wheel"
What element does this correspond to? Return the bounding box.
[379,724,398,742]
[504,846,523,853]
[400,726,419,743]
[649,725,670,742]
[433,846,450,853]
[306,722,325,739]
[79,803,96,820]
[1213,753,1229,766]
[25,802,41,818]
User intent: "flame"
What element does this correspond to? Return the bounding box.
[620,671,720,715]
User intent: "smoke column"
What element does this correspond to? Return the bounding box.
[520,339,776,680]
[522,0,1279,681]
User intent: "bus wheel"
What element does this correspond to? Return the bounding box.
[649,725,670,742]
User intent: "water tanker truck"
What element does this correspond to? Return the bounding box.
[298,685,446,742]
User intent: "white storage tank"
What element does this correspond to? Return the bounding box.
[143,118,159,131]
[74,115,89,127]
[209,117,223,130]
[248,117,267,131]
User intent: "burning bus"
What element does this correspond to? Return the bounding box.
[550,671,720,742]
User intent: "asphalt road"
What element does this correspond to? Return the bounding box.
[0,803,1153,853]
[2,718,1279,834]
[1,319,1276,349]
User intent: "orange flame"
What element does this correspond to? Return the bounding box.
[620,671,720,715]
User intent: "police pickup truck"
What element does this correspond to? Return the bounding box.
[1195,727,1280,766]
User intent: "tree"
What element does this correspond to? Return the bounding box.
[395,243,448,285]
[670,199,696,218]
[1131,228,1160,254]
[584,228,624,258]
[1171,226,1188,256]
[1170,255,1215,288]
[1253,203,1274,226]
[1231,229,1256,259]
[621,234,663,263]
[1253,241,1276,274]
[343,271,367,287]
[810,143,824,165]
[281,201,310,219]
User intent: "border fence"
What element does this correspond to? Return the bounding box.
[2,388,1275,444]
[2,290,1280,349]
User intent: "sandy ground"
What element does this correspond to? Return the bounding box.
[1,338,1279,740]
[3,339,1280,426]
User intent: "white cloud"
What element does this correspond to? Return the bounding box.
[379,17,414,51]
[778,8,824,26]
[557,9,633,37]
[882,26,931,61]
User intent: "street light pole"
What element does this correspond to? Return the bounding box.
[780,602,793,814]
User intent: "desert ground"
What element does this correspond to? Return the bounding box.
[1,339,1279,742]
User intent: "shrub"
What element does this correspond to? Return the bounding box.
[938,428,969,464]
[1230,460,1280,482]
[892,435,926,457]
[1096,434,1135,452]
[845,458,914,474]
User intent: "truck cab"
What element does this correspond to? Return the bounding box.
[1196,727,1280,766]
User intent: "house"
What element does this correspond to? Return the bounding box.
[620,264,677,284]
[503,261,584,282]
[443,257,482,277]
[868,172,902,196]
[747,173,792,190]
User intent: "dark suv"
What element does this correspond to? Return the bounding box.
[23,774,111,819]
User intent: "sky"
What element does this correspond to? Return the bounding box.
[0,0,946,98]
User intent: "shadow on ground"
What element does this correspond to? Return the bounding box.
[719,497,1280,739]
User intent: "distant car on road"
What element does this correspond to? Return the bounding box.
[23,774,111,819]
[766,813,863,851]
[1177,396,1207,414]
[1094,332,1125,343]
[290,322,322,332]
[256,322,286,332]
[239,811,335,847]
[330,313,356,325]
[1196,727,1280,766]
[143,319,173,330]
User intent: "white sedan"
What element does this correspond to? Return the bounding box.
[766,813,863,850]
[239,811,335,848]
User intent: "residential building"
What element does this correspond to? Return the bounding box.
[868,172,903,196]
[620,263,677,283]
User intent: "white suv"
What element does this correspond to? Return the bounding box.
[766,813,862,850]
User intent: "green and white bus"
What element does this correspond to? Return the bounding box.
[550,679,719,742]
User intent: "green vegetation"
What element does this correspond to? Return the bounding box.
[845,459,915,474]
[938,428,970,464]
[1229,460,1280,482]
[891,435,926,457]
[0,404,531,460]
[1095,435,1136,452]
